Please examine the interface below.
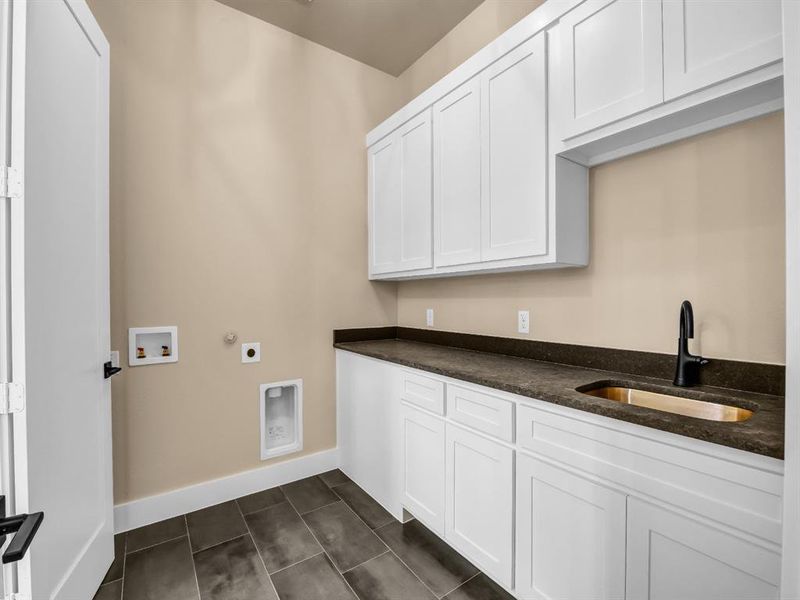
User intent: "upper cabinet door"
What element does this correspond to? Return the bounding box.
[663,0,782,101]
[368,135,401,275]
[368,110,433,276]
[560,0,663,138]
[433,78,482,267]
[481,33,548,262]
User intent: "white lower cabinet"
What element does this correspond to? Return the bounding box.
[626,497,781,600]
[445,423,514,588]
[515,453,626,600]
[337,353,784,600]
[400,403,446,535]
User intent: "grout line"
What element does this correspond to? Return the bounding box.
[239,499,291,518]
[267,550,325,576]
[120,533,127,600]
[283,492,362,599]
[304,494,444,600]
[439,571,480,599]
[236,494,281,599]
[191,532,250,555]
[298,498,343,517]
[340,549,391,575]
[125,532,188,556]
[185,515,202,600]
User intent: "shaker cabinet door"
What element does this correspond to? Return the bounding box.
[516,454,626,600]
[400,403,446,535]
[368,109,432,276]
[433,77,483,267]
[663,0,782,101]
[445,423,514,587]
[626,497,780,600]
[560,0,663,138]
[481,33,548,262]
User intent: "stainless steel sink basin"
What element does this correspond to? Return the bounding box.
[579,385,753,422]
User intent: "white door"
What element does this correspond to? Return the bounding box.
[481,34,548,262]
[627,498,781,600]
[368,110,433,277]
[515,454,626,600]
[663,0,783,101]
[400,403,445,535]
[433,77,482,267]
[560,0,663,138]
[1,1,113,599]
[445,423,513,587]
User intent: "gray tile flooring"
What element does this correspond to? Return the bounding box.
[93,470,513,600]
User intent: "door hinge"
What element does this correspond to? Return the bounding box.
[0,166,22,199]
[0,383,24,414]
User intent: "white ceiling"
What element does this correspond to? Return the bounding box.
[215,0,485,76]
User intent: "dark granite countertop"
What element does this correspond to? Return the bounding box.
[334,338,785,459]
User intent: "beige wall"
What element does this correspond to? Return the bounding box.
[395,1,785,364]
[89,0,786,505]
[87,0,399,504]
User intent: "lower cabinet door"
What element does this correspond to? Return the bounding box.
[515,453,626,600]
[445,423,514,587]
[401,403,446,535]
[626,497,781,600]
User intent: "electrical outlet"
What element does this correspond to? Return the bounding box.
[241,342,261,363]
[110,350,120,368]
[426,308,434,327]
[518,310,530,334]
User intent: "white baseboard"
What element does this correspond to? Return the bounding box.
[113,448,340,533]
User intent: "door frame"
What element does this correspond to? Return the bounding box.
[782,1,800,598]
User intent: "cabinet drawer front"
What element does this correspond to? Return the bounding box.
[447,384,514,442]
[400,371,445,415]
[517,404,783,543]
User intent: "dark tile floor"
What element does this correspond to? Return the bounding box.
[93,470,514,600]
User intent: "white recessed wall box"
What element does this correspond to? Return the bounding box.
[128,326,178,366]
[260,379,303,460]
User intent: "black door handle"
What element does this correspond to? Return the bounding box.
[104,361,122,379]
[0,496,44,564]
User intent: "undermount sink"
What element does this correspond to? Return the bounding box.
[579,385,753,422]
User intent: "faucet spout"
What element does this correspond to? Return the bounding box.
[673,300,708,387]
[679,300,694,339]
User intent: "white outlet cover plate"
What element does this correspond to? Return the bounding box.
[426,308,434,327]
[518,310,530,334]
[242,342,261,363]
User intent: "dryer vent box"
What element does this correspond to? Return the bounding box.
[260,379,303,460]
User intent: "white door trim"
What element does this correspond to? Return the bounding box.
[782,1,800,598]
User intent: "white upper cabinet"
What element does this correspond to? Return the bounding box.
[366,0,783,279]
[434,78,482,267]
[560,0,664,138]
[481,34,548,262]
[368,109,432,276]
[663,0,783,101]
